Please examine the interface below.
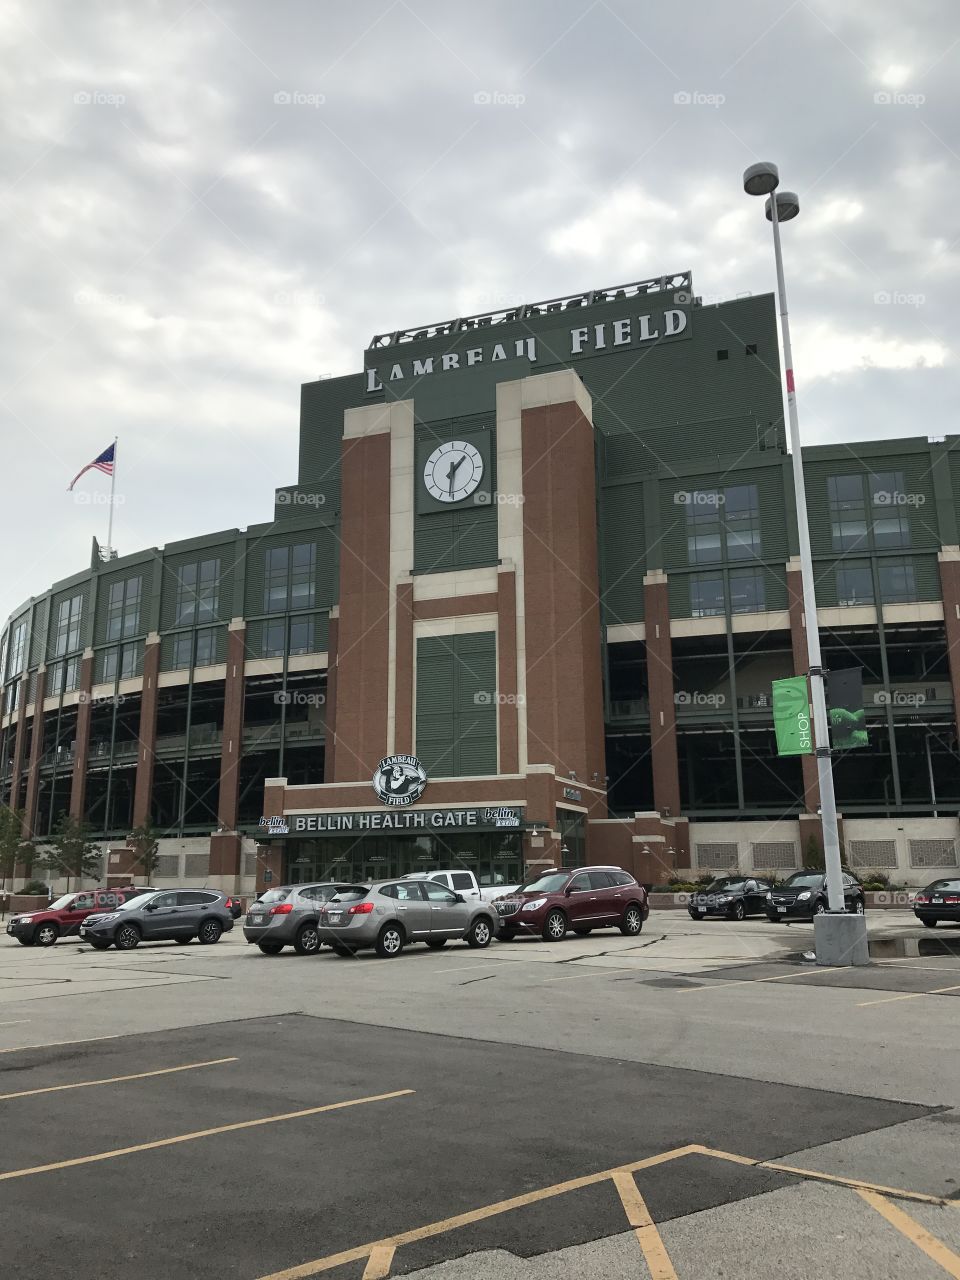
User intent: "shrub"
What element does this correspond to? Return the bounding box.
[20,879,49,896]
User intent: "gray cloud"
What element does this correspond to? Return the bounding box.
[1,0,957,622]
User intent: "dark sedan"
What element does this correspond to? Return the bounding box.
[766,870,865,922]
[688,877,772,921]
[913,878,960,928]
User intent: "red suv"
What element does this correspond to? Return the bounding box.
[494,866,649,941]
[6,885,147,948]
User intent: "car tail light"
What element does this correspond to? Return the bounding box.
[224,898,234,908]
[915,895,928,903]
[348,901,375,915]
[269,903,294,915]
[946,896,959,904]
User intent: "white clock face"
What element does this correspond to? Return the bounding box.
[423,440,484,504]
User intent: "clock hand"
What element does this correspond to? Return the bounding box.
[446,455,464,493]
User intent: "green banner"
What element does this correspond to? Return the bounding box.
[772,676,813,756]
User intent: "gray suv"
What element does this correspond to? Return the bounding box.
[79,889,234,950]
[243,882,355,955]
[317,879,498,958]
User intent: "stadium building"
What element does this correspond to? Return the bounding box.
[4,270,960,894]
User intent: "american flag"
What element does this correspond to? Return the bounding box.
[68,442,115,491]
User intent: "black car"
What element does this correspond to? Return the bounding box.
[688,877,772,921]
[913,878,960,928]
[766,870,865,922]
[79,888,235,949]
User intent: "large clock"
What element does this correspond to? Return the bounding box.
[422,440,484,504]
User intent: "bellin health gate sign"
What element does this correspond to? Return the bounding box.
[772,676,814,757]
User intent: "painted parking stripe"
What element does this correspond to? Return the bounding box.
[0,1033,125,1055]
[675,967,843,993]
[361,1245,395,1278]
[0,1056,237,1102]
[256,1146,701,1279]
[0,1089,414,1182]
[858,982,960,1007]
[858,1190,960,1277]
[612,1170,678,1280]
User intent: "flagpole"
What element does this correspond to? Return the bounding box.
[105,436,118,556]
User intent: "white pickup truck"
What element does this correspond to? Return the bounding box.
[404,869,521,903]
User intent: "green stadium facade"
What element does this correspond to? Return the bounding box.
[4,271,960,893]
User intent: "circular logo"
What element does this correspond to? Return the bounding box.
[373,755,428,807]
[423,440,484,503]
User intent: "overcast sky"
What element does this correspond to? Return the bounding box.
[1,0,957,624]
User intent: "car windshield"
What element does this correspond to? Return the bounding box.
[115,892,157,911]
[47,894,75,910]
[927,879,960,893]
[519,873,569,894]
[329,888,369,903]
[781,873,824,889]
[705,879,745,892]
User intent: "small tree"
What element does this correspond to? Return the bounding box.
[0,806,25,889]
[127,823,160,885]
[804,834,825,871]
[37,814,102,891]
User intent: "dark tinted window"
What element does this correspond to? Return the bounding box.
[588,871,613,889]
[927,879,960,892]
[450,873,474,891]
[568,874,590,892]
[610,871,635,886]
[331,887,370,903]
[179,891,217,905]
[149,892,178,908]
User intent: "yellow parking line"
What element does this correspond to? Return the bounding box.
[0,1057,237,1102]
[361,1245,395,1278]
[256,1146,701,1279]
[858,1189,960,1277]
[676,967,843,993]
[0,1089,414,1182]
[612,1170,678,1280]
[858,982,960,1007]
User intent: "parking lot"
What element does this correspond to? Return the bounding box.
[2,911,959,1278]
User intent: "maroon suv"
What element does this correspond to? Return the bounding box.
[5,885,146,948]
[494,866,649,941]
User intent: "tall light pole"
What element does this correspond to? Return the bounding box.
[743,161,868,965]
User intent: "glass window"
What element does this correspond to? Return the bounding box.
[690,572,724,617]
[878,558,917,603]
[120,643,140,679]
[263,619,285,658]
[724,485,760,561]
[63,657,80,693]
[518,871,568,894]
[568,874,590,892]
[686,493,723,564]
[836,563,873,607]
[264,543,316,614]
[102,647,119,682]
[588,871,613,889]
[450,872,474,890]
[828,475,868,552]
[729,567,765,614]
[290,543,316,609]
[195,628,217,666]
[54,594,83,656]
[829,472,911,552]
[106,576,142,640]
[421,880,457,902]
[172,633,193,669]
[175,559,220,625]
[611,871,635,886]
[289,618,311,655]
[8,620,27,677]
[870,472,910,549]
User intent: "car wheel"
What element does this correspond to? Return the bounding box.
[198,920,222,945]
[620,904,644,936]
[427,939,447,950]
[16,936,35,946]
[35,923,59,947]
[115,924,141,950]
[87,939,111,950]
[542,909,567,941]
[814,901,828,915]
[258,941,284,954]
[922,918,938,929]
[467,916,493,948]
[375,923,405,958]
[574,927,592,935]
[294,923,321,956]
[730,901,746,922]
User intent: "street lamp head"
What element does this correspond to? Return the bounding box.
[765,190,800,223]
[743,161,780,196]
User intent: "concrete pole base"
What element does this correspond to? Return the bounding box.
[814,912,870,966]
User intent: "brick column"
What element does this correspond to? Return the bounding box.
[132,636,161,827]
[23,666,47,838]
[69,651,95,820]
[786,561,820,813]
[497,567,520,775]
[210,621,246,879]
[323,609,338,783]
[643,572,682,818]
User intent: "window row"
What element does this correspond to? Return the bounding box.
[828,471,912,553]
[690,568,766,617]
[836,559,917,606]
[685,484,761,565]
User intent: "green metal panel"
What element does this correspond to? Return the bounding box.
[600,482,645,624]
[413,416,498,574]
[297,373,365,515]
[416,632,496,777]
[30,597,50,666]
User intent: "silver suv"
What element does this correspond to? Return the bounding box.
[244,882,355,955]
[317,879,498,958]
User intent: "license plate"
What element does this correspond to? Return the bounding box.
[777,906,787,913]
[326,912,342,924]
[250,916,265,925]
[933,898,943,904]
